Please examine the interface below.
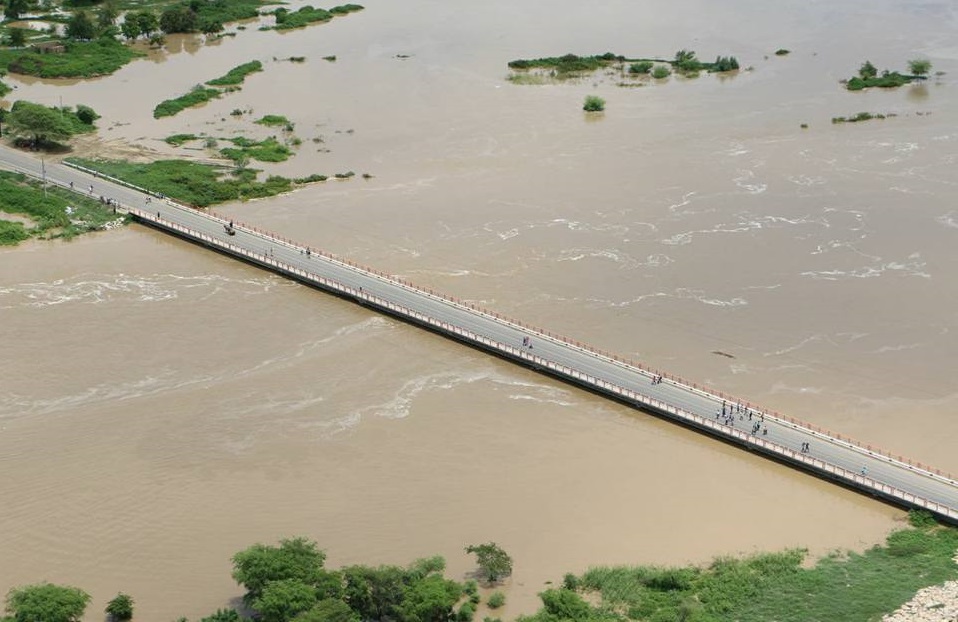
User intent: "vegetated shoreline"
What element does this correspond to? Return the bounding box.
[0,170,127,246]
[2,513,955,622]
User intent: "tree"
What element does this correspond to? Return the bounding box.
[232,537,329,605]
[97,2,118,29]
[75,104,99,125]
[6,100,76,147]
[251,579,317,622]
[583,95,605,112]
[859,60,878,79]
[398,575,462,622]
[134,10,159,37]
[908,58,932,79]
[200,19,224,36]
[160,6,198,33]
[120,18,141,40]
[3,0,29,20]
[4,583,91,622]
[293,599,359,622]
[464,543,513,584]
[7,27,28,47]
[65,10,98,40]
[342,565,408,622]
[105,593,134,621]
[200,609,242,622]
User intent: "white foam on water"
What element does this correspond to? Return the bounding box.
[733,169,767,195]
[801,253,930,280]
[873,343,922,354]
[787,174,827,186]
[359,367,576,421]
[936,211,958,228]
[0,273,281,309]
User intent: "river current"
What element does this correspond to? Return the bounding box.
[1,0,957,618]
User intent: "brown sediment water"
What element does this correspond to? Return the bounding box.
[2,0,958,619]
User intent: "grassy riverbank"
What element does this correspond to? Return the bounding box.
[0,38,144,79]
[519,512,958,622]
[0,170,125,245]
[65,157,325,207]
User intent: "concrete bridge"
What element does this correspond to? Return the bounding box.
[4,148,958,524]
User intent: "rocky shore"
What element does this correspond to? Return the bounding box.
[882,553,958,622]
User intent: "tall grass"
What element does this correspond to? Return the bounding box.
[527,522,958,622]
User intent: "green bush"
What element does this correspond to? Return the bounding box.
[0,219,30,245]
[775,48,790,56]
[583,95,605,112]
[486,592,505,609]
[256,114,291,126]
[105,593,134,621]
[651,65,671,79]
[908,509,937,528]
[628,60,653,74]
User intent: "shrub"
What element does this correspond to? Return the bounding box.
[561,573,579,591]
[75,104,100,125]
[105,593,134,621]
[629,60,653,74]
[583,95,605,112]
[775,48,790,56]
[487,592,506,609]
[908,509,937,528]
[651,65,671,79]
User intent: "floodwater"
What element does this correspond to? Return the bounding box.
[2,0,957,619]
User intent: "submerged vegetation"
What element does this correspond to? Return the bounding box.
[844,58,931,91]
[832,111,895,124]
[0,170,125,245]
[153,86,222,118]
[583,95,605,112]
[206,60,264,86]
[266,4,364,30]
[507,50,739,85]
[220,136,292,163]
[64,158,325,207]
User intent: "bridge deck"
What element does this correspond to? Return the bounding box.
[4,150,957,524]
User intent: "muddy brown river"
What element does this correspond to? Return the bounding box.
[2,0,957,619]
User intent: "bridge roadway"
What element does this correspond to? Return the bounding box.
[3,148,958,523]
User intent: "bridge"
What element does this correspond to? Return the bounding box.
[3,148,958,524]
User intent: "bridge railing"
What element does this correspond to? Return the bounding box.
[194,206,957,487]
[128,205,958,522]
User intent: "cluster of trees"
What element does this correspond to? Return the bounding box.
[846,58,932,90]
[672,50,739,73]
[3,538,513,622]
[0,100,98,148]
[1,584,132,622]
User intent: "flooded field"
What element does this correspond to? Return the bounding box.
[1,0,956,619]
